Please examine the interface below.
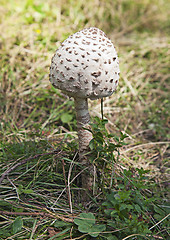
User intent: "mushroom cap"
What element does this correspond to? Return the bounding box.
[49,27,119,100]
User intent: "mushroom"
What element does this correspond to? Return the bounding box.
[49,27,119,192]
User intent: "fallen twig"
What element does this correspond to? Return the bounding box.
[0,209,74,223]
[0,210,52,218]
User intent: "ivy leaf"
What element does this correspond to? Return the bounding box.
[12,217,23,234]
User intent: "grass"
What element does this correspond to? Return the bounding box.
[0,0,170,239]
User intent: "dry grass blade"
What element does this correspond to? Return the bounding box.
[0,150,62,184]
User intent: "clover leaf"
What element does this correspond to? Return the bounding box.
[74,212,106,237]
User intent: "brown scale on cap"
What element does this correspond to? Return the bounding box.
[65,66,70,70]
[91,71,101,78]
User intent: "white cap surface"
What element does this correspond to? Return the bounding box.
[49,27,119,100]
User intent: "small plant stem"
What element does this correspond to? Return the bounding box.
[101,98,104,120]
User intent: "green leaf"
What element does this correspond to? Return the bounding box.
[22,189,34,194]
[105,192,116,202]
[94,132,104,144]
[78,222,92,233]
[107,143,116,151]
[107,235,118,240]
[154,205,165,215]
[74,212,96,227]
[89,139,95,150]
[111,210,117,216]
[104,209,113,216]
[12,217,23,234]
[107,221,116,228]
[89,224,106,237]
[120,204,133,211]
[120,131,128,140]
[13,207,23,212]
[0,229,11,238]
[135,204,142,213]
[0,200,12,207]
[54,221,71,228]
[60,113,73,123]
[119,203,128,211]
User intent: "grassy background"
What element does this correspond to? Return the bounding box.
[0,0,169,239]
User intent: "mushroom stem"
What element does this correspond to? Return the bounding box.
[74,97,93,195]
[74,97,93,162]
